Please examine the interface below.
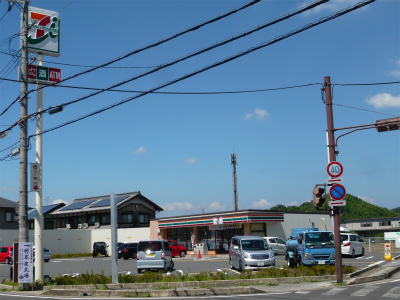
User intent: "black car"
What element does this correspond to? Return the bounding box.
[93,242,109,257]
[119,242,138,260]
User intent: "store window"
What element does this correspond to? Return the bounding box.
[101,214,110,225]
[45,221,54,229]
[250,223,266,237]
[88,215,96,225]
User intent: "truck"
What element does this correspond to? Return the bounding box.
[285,228,335,268]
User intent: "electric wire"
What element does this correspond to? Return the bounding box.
[27,0,263,90]
[0,0,262,116]
[27,0,377,140]
[27,0,331,115]
[332,103,398,117]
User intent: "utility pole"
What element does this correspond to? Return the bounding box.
[19,0,29,245]
[324,76,343,283]
[231,152,238,211]
[19,0,29,290]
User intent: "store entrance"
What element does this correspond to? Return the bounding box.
[198,226,244,254]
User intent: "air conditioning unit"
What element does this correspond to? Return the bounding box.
[83,223,88,229]
[78,224,83,229]
[95,222,100,228]
[66,224,71,230]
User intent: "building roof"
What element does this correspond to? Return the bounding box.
[28,203,66,220]
[344,217,400,223]
[51,191,163,215]
[0,197,18,208]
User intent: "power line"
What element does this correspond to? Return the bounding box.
[26,0,331,115]
[332,103,398,117]
[28,0,376,139]
[0,0,262,115]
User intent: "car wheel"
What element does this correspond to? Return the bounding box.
[169,261,174,270]
[229,257,234,269]
[5,258,9,264]
[44,259,49,263]
[238,260,243,272]
[361,248,365,256]
[180,250,186,257]
[287,259,293,268]
[351,249,355,258]
[105,253,108,257]
[123,256,128,260]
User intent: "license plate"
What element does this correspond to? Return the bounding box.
[318,261,325,265]
[257,262,264,266]
[146,254,154,257]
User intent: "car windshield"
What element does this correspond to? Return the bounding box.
[305,232,334,248]
[138,241,162,252]
[241,240,269,251]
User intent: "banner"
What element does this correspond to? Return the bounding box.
[18,242,34,283]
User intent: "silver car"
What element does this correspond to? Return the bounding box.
[229,236,275,271]
[263,236,286,255]
[136,240,174,273]
[340,233,364,257]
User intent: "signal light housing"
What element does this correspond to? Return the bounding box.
[312,186,325,207]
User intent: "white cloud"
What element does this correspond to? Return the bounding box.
[299,0,361,15]
[366,93,400,108]
[252,198,274,209]
[389,59,400,77]
[51,199,69,205]
[359,196,376,205]
[184,157,197,165]
[162,201,194,212]
[132,147,146,154]
[208,201,226,211]
[244,108,268,121]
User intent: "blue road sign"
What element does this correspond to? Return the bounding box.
[329,184,346,201]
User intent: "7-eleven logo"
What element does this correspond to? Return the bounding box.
[27,7,60,56]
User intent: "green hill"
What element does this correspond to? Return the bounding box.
[268,194,400,223]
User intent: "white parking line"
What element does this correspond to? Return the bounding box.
[357,256,374,260]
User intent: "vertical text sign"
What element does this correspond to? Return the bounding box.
[18,242,33,283]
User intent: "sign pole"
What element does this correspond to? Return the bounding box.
[34,54,44,283]
[324,76,343,283]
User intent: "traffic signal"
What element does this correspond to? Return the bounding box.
[312,186,325,207]
[376,117,400,133]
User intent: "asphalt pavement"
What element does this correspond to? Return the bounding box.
[0,254,399,298]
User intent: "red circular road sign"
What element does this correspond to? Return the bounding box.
[327,161,343,178]
[329,184,346,201]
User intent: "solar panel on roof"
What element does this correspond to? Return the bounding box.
[28,203,62,220]
[59,199,95,211]
[89,195,130,208]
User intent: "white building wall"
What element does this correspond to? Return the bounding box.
[0,228,150,255]
[266,213,333,240]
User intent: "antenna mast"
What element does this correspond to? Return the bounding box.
[231,152,238,211]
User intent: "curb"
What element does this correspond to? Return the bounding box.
[346,261,400,285]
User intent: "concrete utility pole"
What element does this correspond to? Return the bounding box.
[324,76,343,283]
[34,54,44,283]
[231,153,238,211]
[19,0,29,245]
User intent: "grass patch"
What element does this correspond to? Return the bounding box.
[51,253,92,259]
[46,265,356,286]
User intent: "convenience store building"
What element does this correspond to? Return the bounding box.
[150,209,333,254]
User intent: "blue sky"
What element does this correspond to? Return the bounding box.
[0,0,399,218]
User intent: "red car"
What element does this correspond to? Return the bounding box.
[0,246,13,264]
[167,240,187,257]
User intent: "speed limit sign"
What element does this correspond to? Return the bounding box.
[327,161,343,178]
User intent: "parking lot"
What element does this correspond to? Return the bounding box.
[0,251,389,281]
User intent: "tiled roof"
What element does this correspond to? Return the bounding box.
[51,191,163,215]
[0,197,17,208]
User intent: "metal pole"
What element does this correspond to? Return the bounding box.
[110,193,118,284]
[324,76,343,283]
[34,54,44,283]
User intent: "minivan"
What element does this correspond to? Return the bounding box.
[93,242,109,257]
[136,240,174,273]
[229,236,275,271]
[340,232,364,257]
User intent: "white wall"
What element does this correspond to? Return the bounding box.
[266,213,333,240]
[0,228,150,255]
